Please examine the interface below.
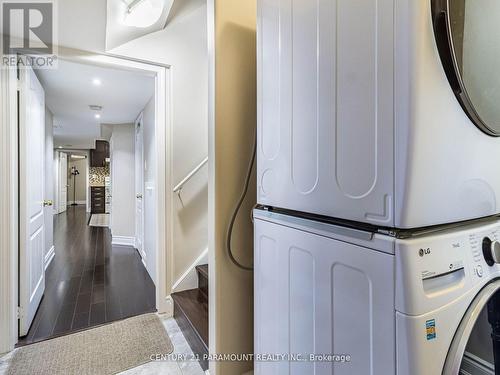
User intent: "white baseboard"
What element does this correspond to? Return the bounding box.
[164,296,174,318]
[461,352,493,375]
[111,236,136,247]
[44,245,55,270]
[172,247,208,293]
[67,200,86,205]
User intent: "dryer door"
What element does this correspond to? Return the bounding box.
[443,281,500,374]
[432,0,500,136]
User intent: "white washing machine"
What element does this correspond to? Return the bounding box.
[254,209,500,374]
[257,0,500,229]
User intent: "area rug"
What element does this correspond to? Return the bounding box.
[89,213,110,227]
[6,313,173,375]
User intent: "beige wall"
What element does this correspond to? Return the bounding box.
[209,1,257,374]
[67,158,87,203]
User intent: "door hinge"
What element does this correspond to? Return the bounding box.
[17,306,23,319]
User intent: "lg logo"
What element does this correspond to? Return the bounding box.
[419,248,431,257]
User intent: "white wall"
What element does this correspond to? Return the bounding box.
[111,0,208,291]
[110,124,135,239]
[44,108,54,264]
[143,97,156,281]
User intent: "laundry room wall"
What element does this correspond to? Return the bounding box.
[208,0,257,373]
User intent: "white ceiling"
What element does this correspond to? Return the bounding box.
[36,59,155,149]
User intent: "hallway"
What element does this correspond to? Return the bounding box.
[18,206,155,346]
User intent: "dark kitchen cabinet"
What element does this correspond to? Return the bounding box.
[90,140,109,167]
[91,186,105,213]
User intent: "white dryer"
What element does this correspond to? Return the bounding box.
[257,0,500,229]
[254,209,500,374]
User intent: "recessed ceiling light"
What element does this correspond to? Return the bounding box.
[95,114,101,119]
[58,146,63,149]
[92,78,102,86]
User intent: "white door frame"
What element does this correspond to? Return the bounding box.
[0,47,174,353]
[134,112,145,261]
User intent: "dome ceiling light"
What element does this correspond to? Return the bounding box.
[123,0,164,28]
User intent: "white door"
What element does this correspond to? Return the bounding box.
[135,115,145,258]
[19,66,46,336]
[58,152,68,213]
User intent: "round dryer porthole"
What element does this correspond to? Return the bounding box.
[431,0,500,136]
[443,281,500,374]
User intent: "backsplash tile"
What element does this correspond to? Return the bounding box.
[89,166,109,186]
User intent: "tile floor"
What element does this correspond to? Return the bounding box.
[0,315,205,375]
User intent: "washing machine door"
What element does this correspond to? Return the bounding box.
[432,0,500,136]
[444,281,500,374]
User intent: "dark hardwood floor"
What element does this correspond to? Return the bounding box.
[17,205,156,346]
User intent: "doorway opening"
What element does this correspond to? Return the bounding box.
[14,54,170,346]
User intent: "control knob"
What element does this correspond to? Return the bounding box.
[482,237,500,266]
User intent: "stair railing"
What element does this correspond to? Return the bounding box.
[173,157,208,206]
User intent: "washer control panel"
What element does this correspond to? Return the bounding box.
[396,220,500,315]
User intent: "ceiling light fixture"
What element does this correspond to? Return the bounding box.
[95,114,101,119]
[89,105,103,111]
[92,78,102,86]
[123,0,164,28]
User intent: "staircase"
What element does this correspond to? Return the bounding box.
[172,265,209,371]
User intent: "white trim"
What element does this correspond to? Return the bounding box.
[44,246,55,270]
[156,64,172,315]
[111,236,136,247]
[0,47,173,352]
[172,247,208,292]
[0,57,18,355]
[207,2,216,374]
[134,112,145,260]
[164,295,174,318]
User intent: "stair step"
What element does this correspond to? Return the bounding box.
[172,289,208,371]
[196,264,208,279]
[196,264,208,299]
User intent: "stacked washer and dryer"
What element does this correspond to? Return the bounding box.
[254,0,500,374]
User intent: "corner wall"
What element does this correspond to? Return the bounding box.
[208,1,257,373]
